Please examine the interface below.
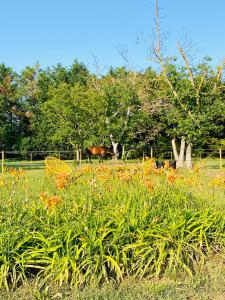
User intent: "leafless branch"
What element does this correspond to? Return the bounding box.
[177,43,195,89]
[152,0,197,123]
[116,44,130,67]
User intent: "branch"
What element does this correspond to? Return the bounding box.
[177,43,195,89]
[155,0,161,55]
[196,72,206,99]
[153,0,197,123]
[213,59,225,91]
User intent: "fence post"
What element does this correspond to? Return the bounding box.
[121,145,125,161]
[58,151,61,160]
[1,150,4,176]
[142,151,145,161]
[150,147,153,159]
[219,148,222,169]
[30,152,33,161]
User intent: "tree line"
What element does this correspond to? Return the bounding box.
[0,55,224,166]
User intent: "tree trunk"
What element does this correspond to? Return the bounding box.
[172,138,179,162]
[125,150,132,161]
[178,136,185,168]
[76,148,80,165]
[150,147,153,159]
[185,143,192,169]
[79,148,82,166]
[172,137,185,168]
[112,142,119,160]
[109,134,119,160]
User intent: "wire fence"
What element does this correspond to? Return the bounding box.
[142,147,224,169]
[0,148,224,172]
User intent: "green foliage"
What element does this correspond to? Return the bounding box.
[0,163,224,291]
[0,58,224,152]
[159,58,225,146]
[0,64,19,149]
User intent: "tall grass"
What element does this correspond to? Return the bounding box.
[0,161,224,291]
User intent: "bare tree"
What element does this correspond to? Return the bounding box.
[152,0,215,168]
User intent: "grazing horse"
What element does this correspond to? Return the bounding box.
[86,146,114,163]
[169,160,176,169]
[155,160,177,169]
[155,160,165,169]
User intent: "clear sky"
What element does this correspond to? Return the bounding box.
[0,0,224,73]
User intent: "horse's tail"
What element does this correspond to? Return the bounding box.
[85,148,91,163]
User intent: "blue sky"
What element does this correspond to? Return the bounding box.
[0,0,224,73]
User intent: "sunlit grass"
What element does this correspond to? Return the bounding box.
[0,158,224,295]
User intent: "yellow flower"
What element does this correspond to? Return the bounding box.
[40,192,61,210]
[0,177,5,187]
[211,177,225,187]
[8,167,26,178]
[40,192,48,202]
[9,167,17,176]
[144,180,154,192]
[47,196,61,210]
[55,173,71,189]
[167,174,176,185]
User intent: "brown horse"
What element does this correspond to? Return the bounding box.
[86,146,114,163]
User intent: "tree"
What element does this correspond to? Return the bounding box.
[68,60,90,86]
[0,64,19,150]
[133,68,171,153]
[100,67,141,158]
[152,0,225,168]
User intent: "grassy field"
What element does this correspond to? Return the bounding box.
[0,158,224,299]
[3,156,225,169]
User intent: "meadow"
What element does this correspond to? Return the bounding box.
[0,158,225,299]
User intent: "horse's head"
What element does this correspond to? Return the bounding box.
[106,148,115,158]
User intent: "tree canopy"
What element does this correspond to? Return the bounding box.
[0,58,224,157]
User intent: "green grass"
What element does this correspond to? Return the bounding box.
[0,160,224,298]
[1,258,225,299]
[3,157,225,170]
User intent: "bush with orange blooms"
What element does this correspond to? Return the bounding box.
[40,192,61,210]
